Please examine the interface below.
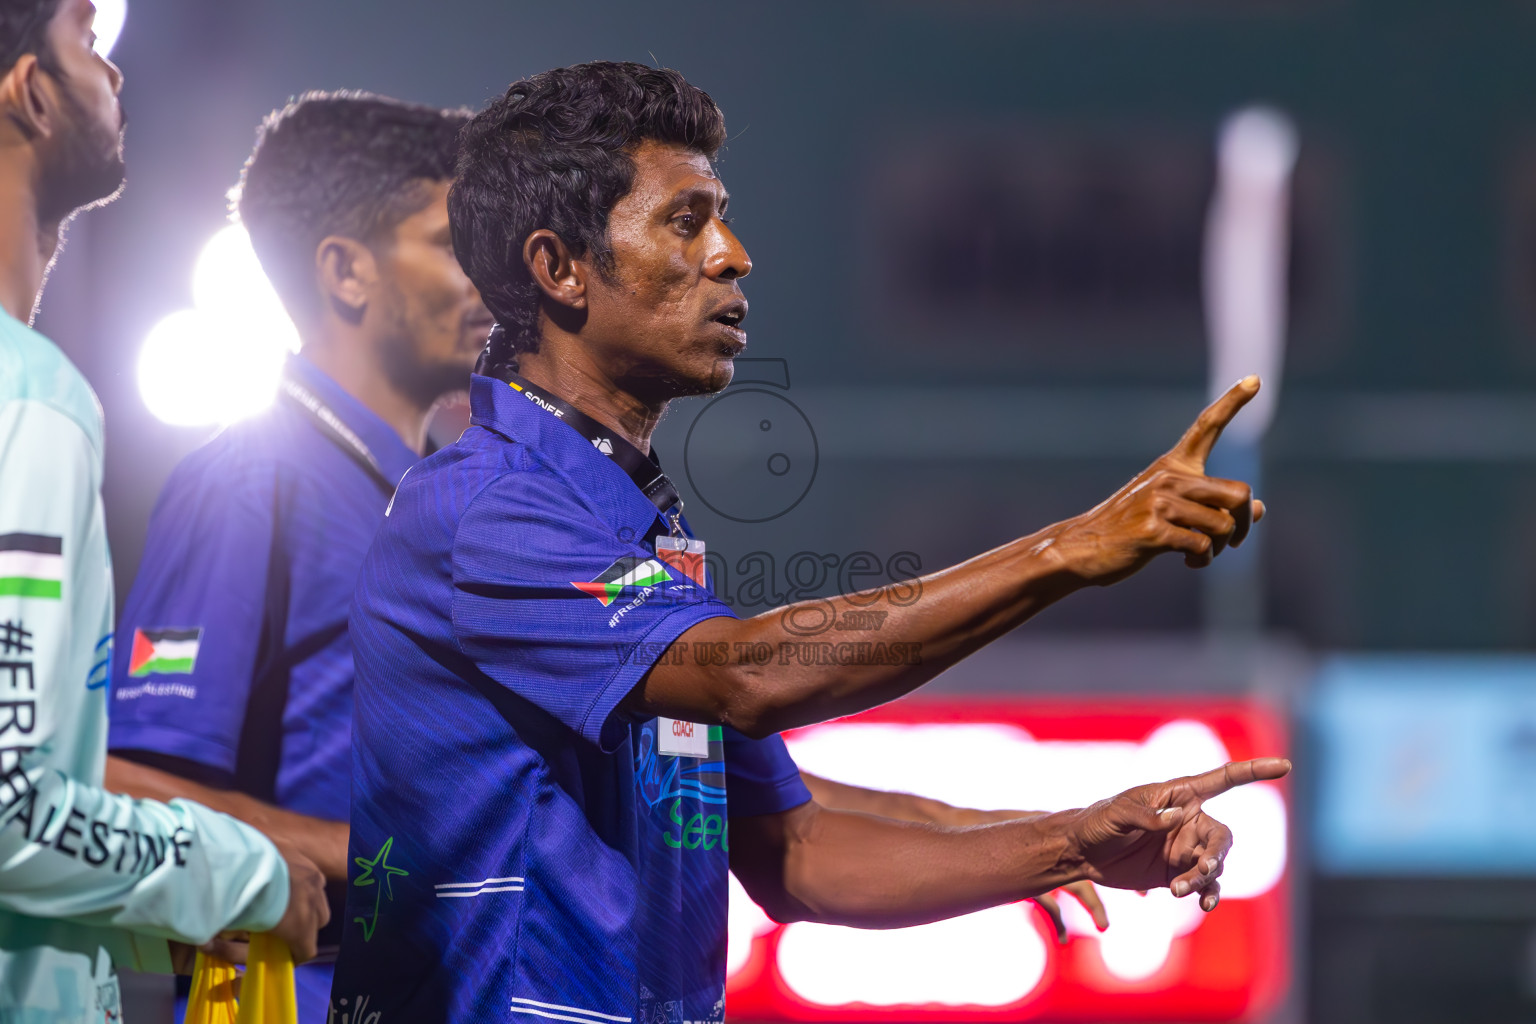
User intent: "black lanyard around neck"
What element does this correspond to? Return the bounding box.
[490,369,684,531]
[278,371,399,497]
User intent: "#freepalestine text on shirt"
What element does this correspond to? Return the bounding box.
[0,617,196,875]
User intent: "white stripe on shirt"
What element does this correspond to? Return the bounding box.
[509,997,632,1023]
[433,875,524,890]
[435,884,524,899]
[0,550,61,580]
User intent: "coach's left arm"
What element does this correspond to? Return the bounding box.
[796,771,1108,939]
[730,759,1287,929]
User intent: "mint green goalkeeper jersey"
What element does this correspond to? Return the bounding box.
[0,312,289,1023]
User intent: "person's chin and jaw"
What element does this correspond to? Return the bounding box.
[373,292,488,411]
[38,0,127,223]
[597,328,744,409]
[583,284,748,405]
[696,293,748,394]
[373,192,493,404]
[664,312,748,399]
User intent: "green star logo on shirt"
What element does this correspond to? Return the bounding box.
[352,836,409,942]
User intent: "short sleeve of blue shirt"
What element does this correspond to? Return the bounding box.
[109,453,278,773]
[452,470,735,752]
[724,729,810,817]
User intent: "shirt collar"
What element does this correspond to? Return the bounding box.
[286,352,420,487]
[470,373,672,542]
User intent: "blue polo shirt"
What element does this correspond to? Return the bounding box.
[108,352,417,1020]
[331,373,809,1024]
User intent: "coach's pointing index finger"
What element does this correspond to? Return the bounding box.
[1171,375,1262,468]
[1186,757,1292,800]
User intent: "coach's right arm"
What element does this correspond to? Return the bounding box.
[624,377,1265,740]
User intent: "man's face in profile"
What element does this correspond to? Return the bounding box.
[374,180,494,406]
[38,0,126,220]
[577,140,751,403]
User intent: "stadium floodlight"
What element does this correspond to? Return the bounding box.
[138,225,298,427]
[137,310,221,427]
[191,224,294,336]
[92,0,126,57]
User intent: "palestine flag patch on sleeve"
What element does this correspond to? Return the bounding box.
[0,533,62,599]
[128,628,202,676]
[571,557,672,606]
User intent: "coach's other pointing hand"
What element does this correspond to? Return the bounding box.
[1048,375,1266,584]
[1052,757,1292,912]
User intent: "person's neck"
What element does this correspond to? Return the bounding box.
[0,153,59,324]
[300,333,433,455]
[516,342,665,457]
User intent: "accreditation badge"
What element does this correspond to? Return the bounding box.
[654,534,706,586]
[654,534,710,758]
[657,717,711,758]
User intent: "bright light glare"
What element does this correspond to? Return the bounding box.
[1204,782,1288,898]
[137,311,221,427]
[138,225,298,426]
[727,874,777,976]
[1092,888,1205,982]
[137,308,289,427]
[766,720,1289,990]
[777,905,1047,1008]
[192,225,296,342]
[92,0,126,57]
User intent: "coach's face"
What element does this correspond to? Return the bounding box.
[581,141,750,401]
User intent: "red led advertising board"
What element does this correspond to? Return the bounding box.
[725,699,1290,1022]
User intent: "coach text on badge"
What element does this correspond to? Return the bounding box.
[658,717,710,758]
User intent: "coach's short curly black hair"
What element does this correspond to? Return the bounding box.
[235,91,470,322]
[450,61,726,359]
[0,0,60,76]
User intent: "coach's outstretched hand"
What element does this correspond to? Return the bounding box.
[1050,376,1266,585]
[1056,757,1292,912]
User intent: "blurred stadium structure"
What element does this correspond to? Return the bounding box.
[35,0,1536,1020]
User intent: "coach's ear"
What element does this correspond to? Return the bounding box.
[315,235,378,326]
[523,229,586,311]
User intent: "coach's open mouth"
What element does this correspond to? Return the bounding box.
[708,300,747,329]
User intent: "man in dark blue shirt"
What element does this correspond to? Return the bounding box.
[104,89,1095,1024]
[105,92,491,1021]
[332,62,1289,1023]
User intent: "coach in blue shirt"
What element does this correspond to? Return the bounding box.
[105,93,490,1021]
[334,61,1290,1023]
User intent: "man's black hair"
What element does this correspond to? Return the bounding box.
[0,0,60,76]
[236,91,470,322]
[450,61,727,361]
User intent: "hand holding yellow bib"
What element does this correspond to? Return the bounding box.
[186,933,297,1024]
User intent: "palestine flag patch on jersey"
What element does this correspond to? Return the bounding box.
[571,557,672,606]
[0,533,62,599]
[128,628,202,676]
